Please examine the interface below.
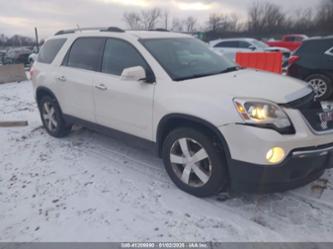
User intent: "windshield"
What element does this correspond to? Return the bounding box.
[140,38,236,81]
[252,40,269,49]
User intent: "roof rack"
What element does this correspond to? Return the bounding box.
[54,27,125,36]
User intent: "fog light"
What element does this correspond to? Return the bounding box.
[266,147,285,164]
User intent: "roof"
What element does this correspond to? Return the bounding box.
[305,35,333,41]
[52,27,190,40]
[209,37,256,45]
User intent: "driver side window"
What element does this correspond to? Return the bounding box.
[102,39,149,76]
[215,41,239,48]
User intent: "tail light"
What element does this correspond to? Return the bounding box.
[29,66,38,79]
[288,55,300,65]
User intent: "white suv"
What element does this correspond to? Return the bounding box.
[31,27,333,197]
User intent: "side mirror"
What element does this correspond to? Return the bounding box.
[121,66,147,82]
[249,45,256,51]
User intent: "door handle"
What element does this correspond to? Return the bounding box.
[95,84,108,91]
[56,75,66,82]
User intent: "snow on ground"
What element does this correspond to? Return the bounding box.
[1,81,333,242]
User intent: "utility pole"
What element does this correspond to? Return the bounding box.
[34,27,39,53]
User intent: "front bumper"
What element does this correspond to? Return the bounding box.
[229,143,333,193]
[219,107,333,193]
[219,108,333,165]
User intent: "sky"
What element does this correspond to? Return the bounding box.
[0,0,319,39]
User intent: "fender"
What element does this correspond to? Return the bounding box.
[35,86,64,113]
[156,113,232,163]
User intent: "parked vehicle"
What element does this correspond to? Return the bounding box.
[288,36,333,101]
[3,47,32,66]
[267,34,308,51]
[31,27,333,197]
[0,50,6,64]
[209,38,291,66]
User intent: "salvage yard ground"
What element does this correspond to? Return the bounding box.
[1,81,333,242]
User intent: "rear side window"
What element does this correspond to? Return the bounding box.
[296,39,333,55]
[65,38,105,71]
[214,41,239,48]
[102,39,149,76]
[37,38,66,64]
[239,41,251,48]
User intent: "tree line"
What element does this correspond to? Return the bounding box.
[123,0,333,41]
[0,34,35,47]
[1,0,332,47]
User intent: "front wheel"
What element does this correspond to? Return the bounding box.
[162,128,228,197]
[39,95,72,138]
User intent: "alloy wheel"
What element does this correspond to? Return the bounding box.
[309,78,328,99]
[42,102,58,132]
[170,138,212,188]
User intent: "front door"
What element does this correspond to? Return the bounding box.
[94,38,155,140]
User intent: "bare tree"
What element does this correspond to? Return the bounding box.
[316,0,333,33]
[207,13,241,32]
[207,13,223,32]
[140,8,162,30]
[287,8,314,33]
[184,16,197,33]
[123,12,142,30]
[248,1,286,35]
[162,10,170,30]
[228,14,241,32]
[171,18,184,32]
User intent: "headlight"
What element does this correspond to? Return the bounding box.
[233,98,294,134]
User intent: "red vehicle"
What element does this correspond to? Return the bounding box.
[266,34,308,51]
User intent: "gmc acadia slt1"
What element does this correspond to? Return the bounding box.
[30,27,333,197]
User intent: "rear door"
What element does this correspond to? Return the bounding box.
[56,37,105,122]
[93,38,155,140]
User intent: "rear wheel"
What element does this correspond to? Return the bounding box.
[39,95,72,138]
[306,74,333,101]
[162,128,228,197]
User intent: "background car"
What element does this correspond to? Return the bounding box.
[0,50,6,65]
[3,47,32,66]
[266,34,308,51]
[209,38,291,66]
[288,36,333,100]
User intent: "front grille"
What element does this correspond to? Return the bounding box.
[282,92,333,132]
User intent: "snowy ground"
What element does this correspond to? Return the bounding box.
[1,81,333,242]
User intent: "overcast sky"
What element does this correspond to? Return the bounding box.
[0,0,319,38]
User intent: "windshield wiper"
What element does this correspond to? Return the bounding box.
[219,66,240,74]
[175,66,240,81]
[175,73,218,81]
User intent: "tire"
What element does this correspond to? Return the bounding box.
[306,74,333,101]
[162,128,228,197]
[38,95,72,138]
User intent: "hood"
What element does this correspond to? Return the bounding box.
[264,47,290,53]
[181,69,312,104]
